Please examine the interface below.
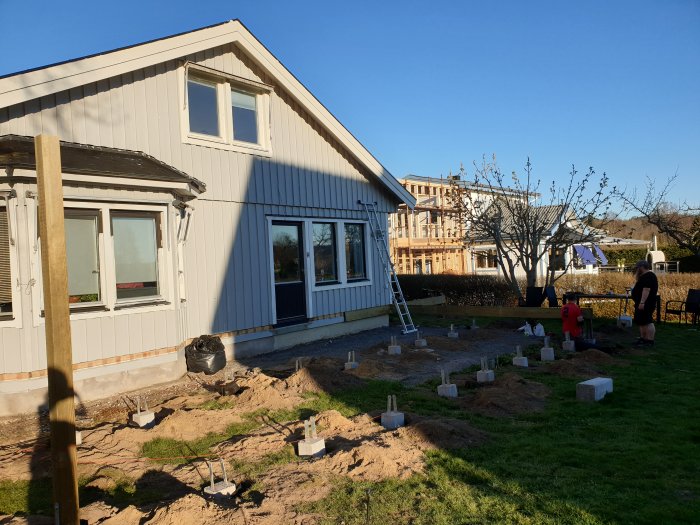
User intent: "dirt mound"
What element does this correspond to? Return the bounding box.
[398,415,488,450]
[546,350,617,378]
[284,357,365,393]
[348,358,391,378]
[575,349,615,363]
[234,373,304,412]
[151,409,244,441]
[465,373,550,417]
[97,494,240,525]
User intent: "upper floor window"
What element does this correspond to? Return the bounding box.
[181,64,272,156]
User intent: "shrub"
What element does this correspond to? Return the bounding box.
[398,274,518,306]
[602,245,700,272]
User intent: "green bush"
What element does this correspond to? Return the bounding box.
[602,245,699,272]
[398,274,518,306]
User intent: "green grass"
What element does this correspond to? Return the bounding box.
[198,398,237,410]
[304,321,700,524]
[230,445,298,481]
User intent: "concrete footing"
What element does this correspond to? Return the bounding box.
[447,331,459,339]
[298,437,326,458]
[437,383,458,397]
[388,345,402,355]
[477,370,495,383]
[130,410,155,428]
[540,347,555,361]
[577,377,613,402]
[414,339,427,348]
[75,431,82,446]
[344,361,359,370]
[562,340,576,352]
[512,356,529,368]
[381,411,405,429]
[204,459,237,498]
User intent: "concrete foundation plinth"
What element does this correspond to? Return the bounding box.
[437,383,458,397]
[130,410,155,429]
[562,340,576,352]
[75,431,82,446]
[577,377,613,402]
[414,339,427,348]
[298,437,326,458]
[540,347,555,361]
[388,345,402,355]
[381,411,405,430]
[476,370,495,383]
[204,481,237,498]
[344,361,359,370]
[447,331,459,339]
[512,356,529,368]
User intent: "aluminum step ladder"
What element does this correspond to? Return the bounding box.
[359,201,417,334]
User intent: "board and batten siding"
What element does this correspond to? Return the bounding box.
[0,42,396,373]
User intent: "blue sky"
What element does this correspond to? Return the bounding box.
[1,0,698,205]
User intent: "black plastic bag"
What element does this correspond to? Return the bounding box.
[185,334,226,375]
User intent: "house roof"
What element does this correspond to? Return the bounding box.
[0,20,415,209]
[0,134,205,198]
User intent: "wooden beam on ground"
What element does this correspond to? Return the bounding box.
[410,304,594,320]
[36,134,79,525]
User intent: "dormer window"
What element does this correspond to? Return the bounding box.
[181,63,272,156]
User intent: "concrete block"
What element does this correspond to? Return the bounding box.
[477,370,495,383]
[447,331,459,339]
[414,339,427,348]
[130,410,155,429]
[204,480,237,498]
[437,383,458,398]
[512,356,529,368]
[298,437,326,458]
[577,377,613,402]
[562,340,576,352]
[617,315,633,328]
[388,345,402,355]
[381,411,405,430]
[540,347,555,361]
[75,431,82,446]
[344,361,359,370]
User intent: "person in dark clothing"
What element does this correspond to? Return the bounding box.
[631,260,658,346]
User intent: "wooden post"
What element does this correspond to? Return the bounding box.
[35,135,79,525]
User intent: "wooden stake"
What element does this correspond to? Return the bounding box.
[35,135,79,525]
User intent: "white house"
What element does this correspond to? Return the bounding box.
[0,20,415,415]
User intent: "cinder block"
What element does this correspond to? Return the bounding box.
[388,345,402,355]
[130,410,155,429]
[298,437,326,458]
[447,331,459,339]
[562,340,576,352]
[437,383,458,397]
[617,316,633,328]
[204,481,237,498]
[577,377,613,402]
[381,411,405,430]
[540,347,555,361]
[477,370,495,383]
[75,431,82,446]
[344,361,359,370]
[414,339,427,348]
[512,356,529,368]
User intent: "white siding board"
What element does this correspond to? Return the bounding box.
[100,317,116,359]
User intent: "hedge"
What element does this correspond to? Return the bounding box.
[602,245,700,272]
[397,274,518,306]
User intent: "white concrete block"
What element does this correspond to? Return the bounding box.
[540,347,555,361]
[388,345,402,355]
[447,331,459,339]
[381,411,405,430]
[298,437,326,458]
[414,338,427,348]
[577,377,613,402]
[204,481,237,497]
[512,356,529,368]
[344,361,359,370]
[130,410,155,428]
[617,315,633,328]
[477,370,495,383]
[562,340,576,352]
[437,383,458,397]
[75,431,82,446]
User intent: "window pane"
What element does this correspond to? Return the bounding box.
[0,207,12,314]
[272,224,301,283]
[188,79,219,136]
[231,89,258,143]
[112,214,159,300]
[313,223,337,283]
[345,224,366,280]
[65,212,100,303]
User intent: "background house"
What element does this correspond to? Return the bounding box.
[0,20,414,415]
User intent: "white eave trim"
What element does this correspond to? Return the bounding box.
[0,20,415,209]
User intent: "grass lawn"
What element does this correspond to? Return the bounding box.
[302,320,700,524]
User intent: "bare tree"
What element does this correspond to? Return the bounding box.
[615,175,700,257]
[448,156,617,300]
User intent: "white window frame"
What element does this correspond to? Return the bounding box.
[266,216,374,325]
[31,200,175,325]
[0,191,22,328]
[179,63,273,156]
